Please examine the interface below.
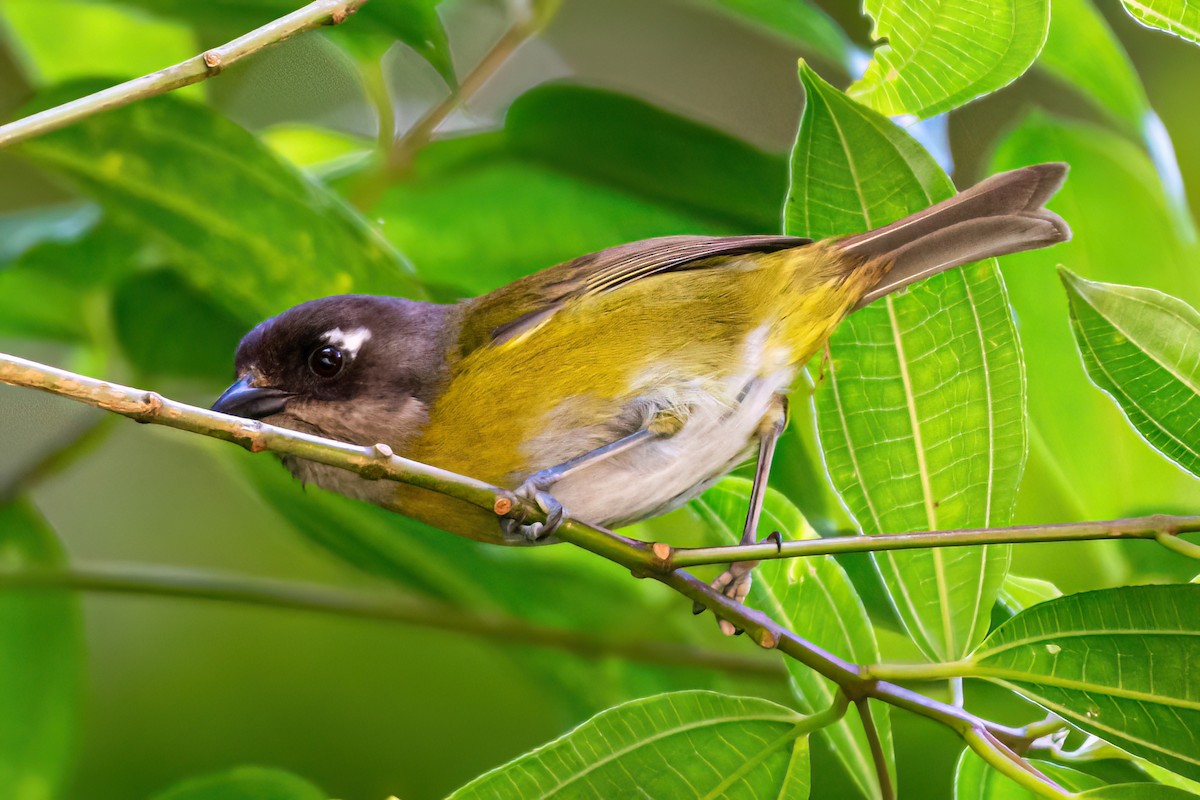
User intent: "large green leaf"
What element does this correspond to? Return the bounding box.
[967,585,1200,782]
[693,479,893,800]
[0,499,82,800]
[1061,270,1200,479]
[848,0,1049,117]
[689,0,855,67]
[16,86,419,322]
[990,113,1200,525]
[788,64,1017,662]
[448,691,810,799]
[373,84,786,296]
[150,766,325,800]
[1079,785,1200,799]
[1121,0,1200,46]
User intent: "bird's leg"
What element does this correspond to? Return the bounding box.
[499,409,685,543]
[700,395,788,635]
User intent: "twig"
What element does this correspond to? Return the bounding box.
[0,0,369,149]
[856,699,896,800]
[665,517,1200,566]
[0,564,779,677]
[0,351,1119,780]
[349,19,539,208]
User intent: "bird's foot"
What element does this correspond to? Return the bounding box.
[498,473,566,543]
[692,531,780,635]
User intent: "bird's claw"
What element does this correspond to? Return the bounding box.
[691,531,779,636]
[499,481,566,543]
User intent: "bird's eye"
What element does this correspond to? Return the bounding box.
[308,345,345,378]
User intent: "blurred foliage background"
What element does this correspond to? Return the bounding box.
[3,0,1200,798]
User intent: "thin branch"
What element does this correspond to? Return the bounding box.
[666,516,1200,568]
[856,699,896,800]
[0,351,1117,777]
[0,0,369,149]
[349,17,541,208]
[0,564,779,677]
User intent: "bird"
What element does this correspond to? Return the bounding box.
[212,163,1070,619]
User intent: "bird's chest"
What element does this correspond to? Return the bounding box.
[545,331,797,528]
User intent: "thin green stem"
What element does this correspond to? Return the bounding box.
[857,699,895,800]
[0,564,780,677]
[0,0,369,149]
[963,727,1072,799]
[667,517,1200,567]
[864,660,975,683]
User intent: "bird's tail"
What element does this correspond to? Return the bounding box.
[838,163,1071,311]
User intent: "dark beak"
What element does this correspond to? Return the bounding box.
[211,375,291,420]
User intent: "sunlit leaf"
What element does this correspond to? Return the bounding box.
[0,499,81,800]
[17,86,419,320]
[1,0,194,87]
[954,748,1104,798]
[1061,270,1200,479]
[374,84,786,296]
[449,691,809,799]
[693,478,893,800]
[1121,0,1200,46]
[990,112,1200,523]
[967,585,1200,782]
[998,573,1062,615]
[149,766,325,800]
[788,63,1017,662]
[848,0,1049,117]
[689,0,855,67]
[84,0,453,82]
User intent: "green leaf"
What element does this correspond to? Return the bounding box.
[86,0,453,82]
[0,499,82,800]
[788,63,1018,662]
[149,766,325,800]
[693,478,893,800]
[1060,270,1200,479]
[448,691,809,799]
[954,748,1104,798]
[111,270,248,381]
[1138,758,1200,794]
[1,0,195,87]
[1121,0,1200,45]
[16,86,419,321]
[990,112,1200,524]
[373,84,786,295]
[1078,785,1200,799]
[1038,0,1149,132]
[967,585,1200,782]
[998,574,1062,615]
[689,0,855,67]
[848,0,1049,117]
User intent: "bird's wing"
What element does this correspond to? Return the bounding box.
[458,234,810,354]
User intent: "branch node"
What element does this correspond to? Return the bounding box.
[755,628,779,650]
[650,541,673,571]
[202,50,223,72]
[493,496,514,516]
[137,391,164,421]
[373,442,394,459]
[330,8,350,24]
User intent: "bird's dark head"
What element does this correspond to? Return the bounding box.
[212,295,455,447]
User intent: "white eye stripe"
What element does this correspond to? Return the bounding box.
[322,327,372,358]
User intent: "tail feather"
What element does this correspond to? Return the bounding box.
[841,163,1071,311]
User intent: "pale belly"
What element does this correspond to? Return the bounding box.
[547,367,795,529]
